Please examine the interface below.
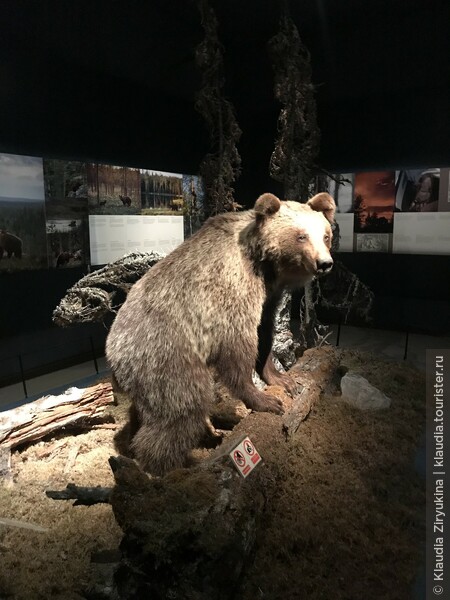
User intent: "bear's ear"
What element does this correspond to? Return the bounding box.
[307,192,336,224]
[254,193,281,219]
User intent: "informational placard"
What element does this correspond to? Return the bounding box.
[334,214,354,252]
[393,213,450,255]
[229,435,262,478]
[88,214,184,265]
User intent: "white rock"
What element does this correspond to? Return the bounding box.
[252,371,266,390]
[340,372,391,410]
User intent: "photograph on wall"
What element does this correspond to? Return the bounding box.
[327,173,354,213]
[437,168,450,212]
[182,174,205,237]
[356,233,390,253]
[448,170,450,207]
[43,159,88,219]
[88,163,141,214]
[0,153,48,271]
[395,168,440,212]
[141,169,183,215]
[354,171,395,233]
[46,218,87,268]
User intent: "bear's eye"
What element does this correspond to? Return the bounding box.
[324,234,330,243]
[297,234,307,243]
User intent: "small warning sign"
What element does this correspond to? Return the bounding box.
[229,435,262,478]
[233,450,246,467]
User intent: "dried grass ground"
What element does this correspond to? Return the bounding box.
[0,349,425,600]
[0,414,125,600]
[240,349,425,600]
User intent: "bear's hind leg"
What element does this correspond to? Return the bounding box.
[130,409,208,476]
[130,359,214,476]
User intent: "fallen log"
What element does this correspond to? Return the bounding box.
[108,346,341,600]
[0,382,114,451]
[282,344,340,436]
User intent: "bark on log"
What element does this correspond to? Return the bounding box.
[109,346,341,600]
[282,345,340,436]
[0,382,114,450]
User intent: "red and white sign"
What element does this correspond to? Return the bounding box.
[229,435,262,478]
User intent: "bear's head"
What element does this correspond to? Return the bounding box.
[251,192,336,287]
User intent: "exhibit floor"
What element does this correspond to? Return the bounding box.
[0,326,449,412]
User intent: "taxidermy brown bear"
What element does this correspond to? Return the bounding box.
[106,192,335,475]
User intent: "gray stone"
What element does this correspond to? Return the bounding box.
[340,372,391,410]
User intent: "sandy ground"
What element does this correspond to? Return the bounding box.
[0,348,425,600]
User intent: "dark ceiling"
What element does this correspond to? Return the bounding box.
[1,0,449,199]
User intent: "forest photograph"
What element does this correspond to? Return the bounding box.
[327,173,354,213]
[46,219,87,268]
[354,171,396,233]
[0,153,48,271]
[141,169,183,215]
[43,159,88,219]
[87,164,141,214]
[182,174,205,236]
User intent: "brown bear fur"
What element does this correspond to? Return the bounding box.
[106,192,335,475]
[0,230,22,259]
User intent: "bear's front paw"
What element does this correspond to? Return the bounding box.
[248,392,285,416]
[264,372,297,398]
[262,393,285,415]
[280,373,297,397]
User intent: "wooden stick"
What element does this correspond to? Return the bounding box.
[0,517,49,533]
[46,483,112,506]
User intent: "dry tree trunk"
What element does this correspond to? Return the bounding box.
[0,382,113,451]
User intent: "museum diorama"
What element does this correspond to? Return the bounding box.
[0,1,449,599]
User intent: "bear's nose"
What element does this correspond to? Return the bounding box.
[316,259,333,273]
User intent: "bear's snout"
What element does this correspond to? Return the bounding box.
[316,259,333,274]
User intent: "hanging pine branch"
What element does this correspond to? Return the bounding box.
[268,4,373,351]
[268,4,322,351]
[268,5,320,201]
[195,0,242,216]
